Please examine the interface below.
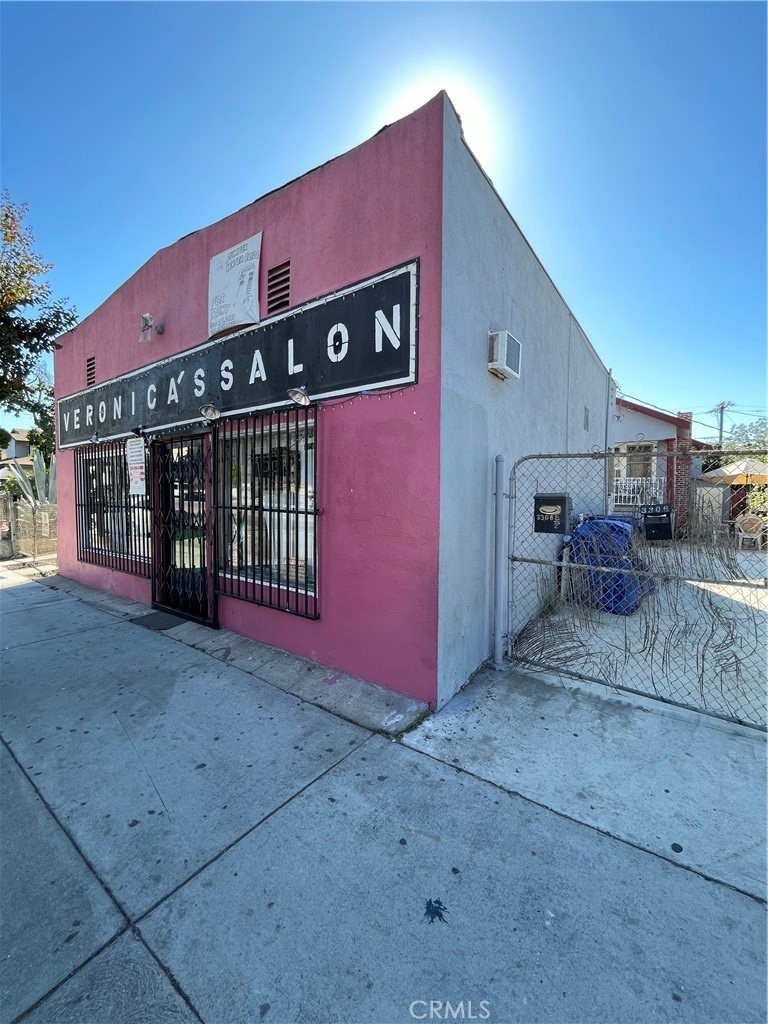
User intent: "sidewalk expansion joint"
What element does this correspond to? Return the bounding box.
[131,731,376,929]
[159,628,425,738]
[129,925,206,1024]
[2,737,134,1024]
[410,744,768,907]
[1,618,126,653]
[1,735,133,925]
[9,927,130,1024]
[1,731,241,1024]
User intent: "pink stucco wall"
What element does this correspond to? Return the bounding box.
[55,94,445,705]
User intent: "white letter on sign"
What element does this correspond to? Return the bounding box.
[375,305,401,352]
[288,338,303,376]
[249,349,267,384]
[327,323,349,363]
[221,359,234,391]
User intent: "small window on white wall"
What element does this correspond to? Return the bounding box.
[583,406,590,431]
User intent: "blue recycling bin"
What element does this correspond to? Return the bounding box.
[566,518,653,615]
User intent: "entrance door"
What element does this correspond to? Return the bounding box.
[153,434,215,624]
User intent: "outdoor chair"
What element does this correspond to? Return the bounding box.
[734,514,768,550]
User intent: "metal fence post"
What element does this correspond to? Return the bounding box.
[493,454,506,670]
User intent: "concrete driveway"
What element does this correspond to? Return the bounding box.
[1,567,765,1024]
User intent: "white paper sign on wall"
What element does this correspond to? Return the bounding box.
[208,232,262,338]
[126,437,146,496]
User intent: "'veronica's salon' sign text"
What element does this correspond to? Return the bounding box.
[58,262,418,448]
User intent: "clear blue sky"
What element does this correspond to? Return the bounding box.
[2,1,765,442]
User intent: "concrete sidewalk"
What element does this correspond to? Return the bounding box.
[1,566,765,1024]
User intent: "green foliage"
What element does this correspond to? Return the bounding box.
[747,484,768,513]
[701,417,768,472]
[723,418,768,452]
[27,395,55,464]
[0,191,77,421]
[539,594,560,617]
[2,475,23,499]
[0,425,10,450]
[9,449,56,506]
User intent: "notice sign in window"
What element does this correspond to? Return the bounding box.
[208,232,262,337]
[126,437,146,496]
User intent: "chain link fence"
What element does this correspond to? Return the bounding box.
[508,450,767,729]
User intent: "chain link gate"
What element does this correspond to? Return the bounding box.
[507,449,767,729]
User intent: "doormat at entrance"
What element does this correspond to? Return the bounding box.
[131,611,188,631]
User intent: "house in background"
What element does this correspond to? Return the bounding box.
[0,428,33,482]
[612,398,710,518]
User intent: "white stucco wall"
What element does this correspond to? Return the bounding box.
[436,100,614,708]
[615,406,676,444]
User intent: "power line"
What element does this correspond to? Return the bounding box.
[617,392,761,439]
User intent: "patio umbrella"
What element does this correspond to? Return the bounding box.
[698,458,768,486]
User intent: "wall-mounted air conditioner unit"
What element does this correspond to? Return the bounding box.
[488,330,522,380]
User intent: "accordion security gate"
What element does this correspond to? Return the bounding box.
[507,450,768,729]
[153,434,214,622]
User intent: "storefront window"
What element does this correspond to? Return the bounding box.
[216,408,318,619]
[74,443,151,576]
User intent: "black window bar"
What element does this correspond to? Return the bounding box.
[215,407,318,619]
[74,442,152,577]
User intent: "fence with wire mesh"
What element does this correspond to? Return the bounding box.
[508,450,767,729]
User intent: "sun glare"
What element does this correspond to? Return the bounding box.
[379,73,498,179]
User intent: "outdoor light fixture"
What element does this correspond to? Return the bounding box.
[138,313,165,344]
[200,404,221,423]
[287,384,311,407]
[131,426,145,437]
[89,432,100,444]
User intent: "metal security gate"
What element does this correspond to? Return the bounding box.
[214,408,318,619]
[153,434,215,624]
[507,449,767,729]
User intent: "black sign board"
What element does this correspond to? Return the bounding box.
[534,493,572,534]
[58,261,418,448]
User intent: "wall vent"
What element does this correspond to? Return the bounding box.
[488,331,522,381]
[86,356,96,388]
[267,261,291,316]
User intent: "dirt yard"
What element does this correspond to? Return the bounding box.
[513,542,767,727]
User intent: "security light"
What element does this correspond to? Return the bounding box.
[139,314,164,343]
[200,404,221,422]
[287,385,311,407]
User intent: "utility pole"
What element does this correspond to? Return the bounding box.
[713,401,733,447]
